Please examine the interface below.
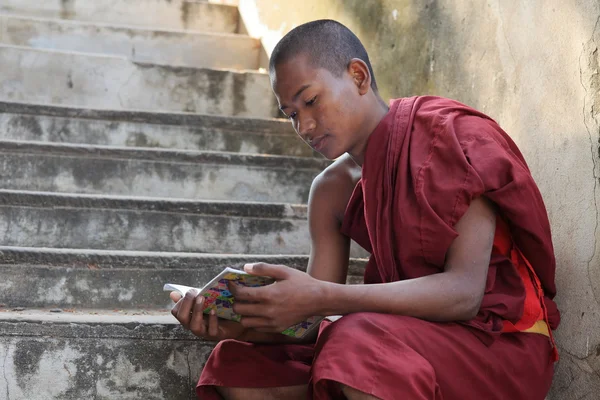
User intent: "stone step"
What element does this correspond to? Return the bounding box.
[0,190,370,261]
[0,309,209,400]
[0,14,260,70]
[0,140,327,202]
[0,101,309,157]
[0,246,367,309]
[0,45,278,118]
[0,0,240,33]
[0,190,314,255]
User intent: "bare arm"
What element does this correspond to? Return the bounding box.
[315,196,496,321]
[232,196,496,329]
[305,164,356,284]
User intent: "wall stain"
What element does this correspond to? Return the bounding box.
[6,115,44,139]
[14,340,46,388]
[232,73,248,116]
[205,69,227,106]
[59,0,75,20]
[180,1,191,31]
[125,132,161,148]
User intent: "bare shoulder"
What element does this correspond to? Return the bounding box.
[309,153,362,222]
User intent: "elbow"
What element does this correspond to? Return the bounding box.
[453,294,483,321]
[426,296,481,322]
[458,305,479,321]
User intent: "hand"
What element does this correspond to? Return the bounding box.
[170,290,248,341]
[230,263,325,333]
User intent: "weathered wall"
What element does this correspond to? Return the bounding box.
[241,0,600,397]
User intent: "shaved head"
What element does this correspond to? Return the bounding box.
[269,19,378,91]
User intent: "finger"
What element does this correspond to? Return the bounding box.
[176,289,198,329]
[228,281,261,303]
[244,262,291,280]
[232,302,265,317]
[171,298,181,319]
[254,326,282,333]
[189,295,206,336]
[208,309,219,337]
[170,292,182,303]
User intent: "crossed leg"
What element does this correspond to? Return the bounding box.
[199,314,553,400]
[215,384,380,400]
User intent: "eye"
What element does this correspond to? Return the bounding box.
[306,96,317,106]
[288,111,297,120]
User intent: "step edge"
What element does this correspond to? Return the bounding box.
[0,189,309,219]
[0,43,268,74]
[0,12,259,40]
[0,100,292,132]
[0,139,329,169]
[0,310,200,340]
[0,246,369,272]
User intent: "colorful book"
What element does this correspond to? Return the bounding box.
[164,267,324,338]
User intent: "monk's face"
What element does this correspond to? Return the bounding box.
[271,54,370,160]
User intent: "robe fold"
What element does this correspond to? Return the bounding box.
[196,96,559,400]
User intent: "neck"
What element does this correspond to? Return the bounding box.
[348,96,390,166]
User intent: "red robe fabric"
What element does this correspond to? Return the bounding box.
[343,96,559,336]
[196,96,558,400]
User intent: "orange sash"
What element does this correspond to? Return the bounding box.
[494,217,558,361]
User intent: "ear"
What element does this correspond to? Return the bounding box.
[348,58,371,95]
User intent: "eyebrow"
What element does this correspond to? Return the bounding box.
[279,84,311,111]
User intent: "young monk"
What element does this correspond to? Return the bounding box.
[170,19,560,400]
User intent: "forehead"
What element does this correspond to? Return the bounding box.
[271,54,317,87]
[271,54,341,96]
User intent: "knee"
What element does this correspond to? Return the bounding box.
[340,384,381,400]
[313,313,379,362]
[211,338,238,353]
[215,386,268,400]
[215,386,244,400]
[216,385,307,400]
[318,312,380,341]
[319,312,424,343]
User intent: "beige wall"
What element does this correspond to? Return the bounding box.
[242,0,600,397]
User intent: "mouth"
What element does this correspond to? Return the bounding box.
[308,135,328,152]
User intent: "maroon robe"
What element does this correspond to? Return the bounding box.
[196,96,558,399]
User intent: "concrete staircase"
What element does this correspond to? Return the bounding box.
[0,2,366,399]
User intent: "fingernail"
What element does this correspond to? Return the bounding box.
[210,308,216,316]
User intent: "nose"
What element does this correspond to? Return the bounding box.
[296,114,316,138]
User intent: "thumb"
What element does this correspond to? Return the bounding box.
[170,291,182,303]
[244,262,292,280]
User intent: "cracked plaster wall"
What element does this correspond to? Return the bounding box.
[248,1,600,397]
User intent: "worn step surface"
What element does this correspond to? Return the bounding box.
[0,140,326,202]
[0,309,209,400]
[0,45,278,118]
[0,101,309,156]
[0,247,367,309]
[0,0,239,33]
[0,14,261,70]
[0,190,313,255]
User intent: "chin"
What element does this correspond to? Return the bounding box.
[320,149,345,161]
